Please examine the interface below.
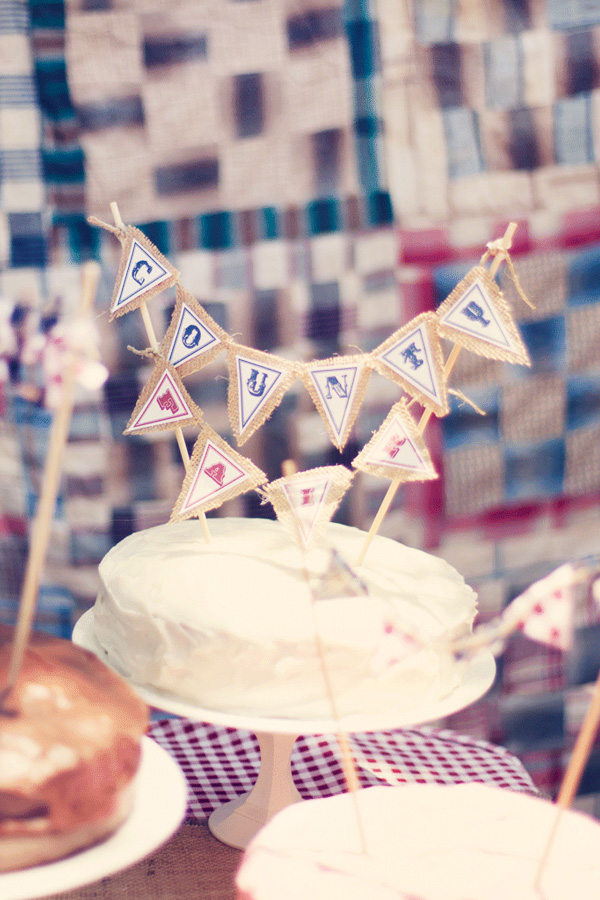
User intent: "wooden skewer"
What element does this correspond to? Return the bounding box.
[534,666,600,888]
[110,203,210,543]
[1,262,101,701]
[356,223,518,567]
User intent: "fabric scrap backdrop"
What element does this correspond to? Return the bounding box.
[2,0,600,801]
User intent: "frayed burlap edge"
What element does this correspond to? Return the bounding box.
[436,266,531,367]
[160,285,230,378]
[227,344,297,446]
[259,465,354,549]
[170,423,267,521]
[105,225,179,321]
[352,399,438,483]
[299,355,372,451]
[371,312,449,417]
[124,359,203,435]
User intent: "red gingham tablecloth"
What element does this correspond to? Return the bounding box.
[148,719,537,823]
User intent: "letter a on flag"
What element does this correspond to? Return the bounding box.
[170,424,267,520]
[161,286,228,377]
[109,226,178,320]
[372,313,448,416]
[436,266,530,366]
[227,345,296,445]
[300,355,372,451]
[262,466,354,549]
[124,361,202,435]
[352,399,438,483]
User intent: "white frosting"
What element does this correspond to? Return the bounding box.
[236,784,600,900]
[94,518,477,718]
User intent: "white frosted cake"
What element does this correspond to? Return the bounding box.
[235,784,600,900]
[93,518,477,718]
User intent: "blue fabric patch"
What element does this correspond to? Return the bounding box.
[504,438,566,500]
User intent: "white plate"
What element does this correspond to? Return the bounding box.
[74,608,496,735]
[0,737,187,900]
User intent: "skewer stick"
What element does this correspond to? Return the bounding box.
[534,665,600,889]
[109,203,210,543]
[356,223,518,567]
[1,262,101,701]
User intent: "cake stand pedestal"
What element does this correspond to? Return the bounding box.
[73,609,495,849]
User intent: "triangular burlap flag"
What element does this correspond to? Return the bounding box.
[160,286,229,378]
[261,465,354,549]
[299,355,372,451]
[352,399,438,483]
[124,360,202,435]
[372,312,448,416]
[170,423,267,520]
[227,345,296,445]
[108,226,179,320]
[436,265,530,366]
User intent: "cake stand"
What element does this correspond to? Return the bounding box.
[73,609,495,849]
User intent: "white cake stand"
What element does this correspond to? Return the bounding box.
[73,609,495,849]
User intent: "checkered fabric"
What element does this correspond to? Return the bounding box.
[0,0,46,269]
[379,0,600,229]
[148,718,537,822]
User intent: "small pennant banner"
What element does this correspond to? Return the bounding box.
[109,226,178,320]
[372,312,448,416]
[124,360,202,435]
[170,424,267,520]
[262,465,354,549]
[300,356,372,451]
[352,399,438,483]
[436,266,530,366]
[161,286,229,377]
[227,345,296,445]
[502,562,577,652]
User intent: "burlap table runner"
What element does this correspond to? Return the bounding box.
[44,823,242,900]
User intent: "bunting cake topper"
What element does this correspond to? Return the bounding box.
[98,224,179,320]
[371,312,449,417]
[436,265,531,367]
[170,423,267,520]
[161,285,229,378]
[300,355,372,451]
[227,344,296,446]
[124,359,203,435]
[261,465,354,549]
[352,399,438,483]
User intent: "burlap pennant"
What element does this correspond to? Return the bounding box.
[299,355,372,450]
[161,285,229,377]
[436,265,531,366]
[108,226,179,320]
[124,359,202,435]
[227,345,296,446]
[352,399,438,483]
[261,465,354,549]
[372,312,448,416]
[170,423,267,520]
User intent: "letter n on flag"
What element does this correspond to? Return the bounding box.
[170,424,267,520]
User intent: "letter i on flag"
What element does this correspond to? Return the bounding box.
[227,345,296,445]
[170,424,267,520]
[261,465,354,549]
[124,360,203,435]
[160,286,229,378]
[372,312,448,417]
[352,399,438,483]
[436,265,530,366]
[300,355,372,451]
[108,226,179,320]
